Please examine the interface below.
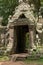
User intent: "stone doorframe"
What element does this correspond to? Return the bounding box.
[7,19,36,53]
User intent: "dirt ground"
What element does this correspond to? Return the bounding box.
[0,61,26,65]
[0,61,43,65]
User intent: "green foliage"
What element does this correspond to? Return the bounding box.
[0,56,9,61]
[0,0,41,26]
[33,0,41,12]
[28,0,41,18]
[25,33,30,49]
[28,0,41,11]
[41,0,43,2]
[0,0,18,26]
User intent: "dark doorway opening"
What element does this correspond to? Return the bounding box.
[19,14,26,19]
[16,25,29,53]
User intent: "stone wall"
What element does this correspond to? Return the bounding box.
[0,26,9,52]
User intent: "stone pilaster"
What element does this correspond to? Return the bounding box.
[6,26,14,53]
[29,25,36,49]
[13,27,17,53]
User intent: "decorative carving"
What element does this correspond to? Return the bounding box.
[36,34,41,46]
[36,23,43,33]
[19,0,28,3]
[19,0,23,3]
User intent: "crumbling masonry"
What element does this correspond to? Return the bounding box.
[0,0,43,54]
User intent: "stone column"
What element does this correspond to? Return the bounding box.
[29,25,36,49]
[13,27,17,53]
[6,26,14,53]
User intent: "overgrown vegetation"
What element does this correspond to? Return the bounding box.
[0,56,9,61]
[25,33,30,49]
[0,0,18,26]
[0,0,42,26]
[24,58,43,65]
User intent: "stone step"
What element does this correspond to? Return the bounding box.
[10,53,29,61]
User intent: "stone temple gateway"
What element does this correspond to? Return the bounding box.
[0,0,43,54]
